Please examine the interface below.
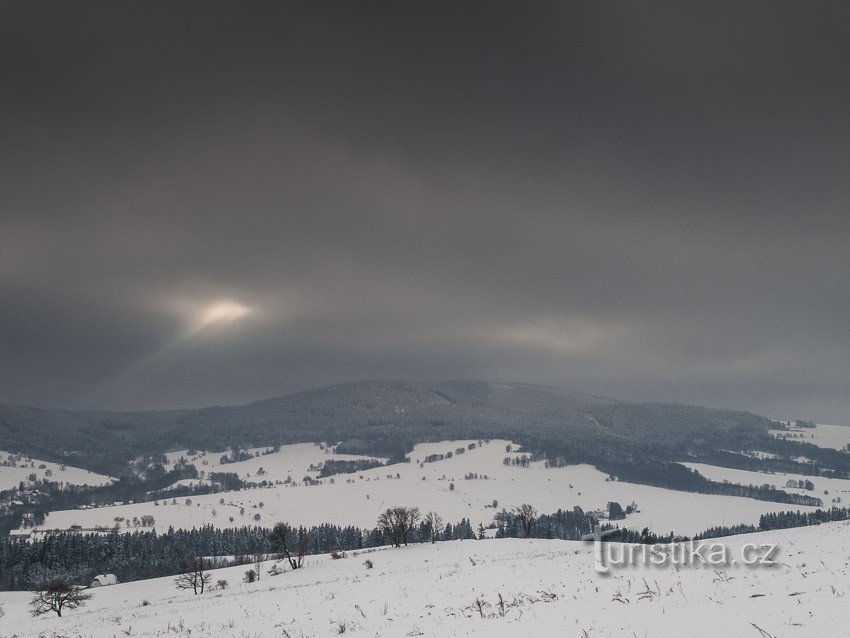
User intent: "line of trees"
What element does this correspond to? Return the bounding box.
[0,509,511,591]
[9,502,850,598]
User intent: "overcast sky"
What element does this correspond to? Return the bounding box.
[1,2,848,421]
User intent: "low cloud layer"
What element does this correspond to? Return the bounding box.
[1,3,848,421]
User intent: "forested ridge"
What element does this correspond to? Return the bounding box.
[2,380,845,501]
[0,381,777,470]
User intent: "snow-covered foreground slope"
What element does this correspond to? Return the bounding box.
[0,452,114,491]
[33,441,816,536]
[2,521,848,637]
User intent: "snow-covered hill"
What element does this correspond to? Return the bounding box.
[683,461,850,504]
[0,451,114,491]
[1,521,848,637]
[770,422,850,450]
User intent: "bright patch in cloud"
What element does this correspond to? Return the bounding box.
[492,317,625,353]
[193,299,253,331]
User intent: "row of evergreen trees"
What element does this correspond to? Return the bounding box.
[4,502,848,591]
[694,506,850,539]
[493,508,595,540]
[0,514,518,591]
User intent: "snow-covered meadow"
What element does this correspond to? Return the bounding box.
[683,462,850,504]
[770,423,850,451]
[2,521,848,637]
[0,452,115,491]
[32,440,819,537]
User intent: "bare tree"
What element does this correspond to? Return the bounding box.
[377,506,421,547]
[174,558,212,594]
[377,508,399,547]
[424,511,443,543]
[253,551,264,581]
[270,522,310,570]
[402,506,421,545]
[297,526,311,565]
[515,503,537,538]
[30,579,92,617]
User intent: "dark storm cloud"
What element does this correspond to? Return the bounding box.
[1,2,848,421]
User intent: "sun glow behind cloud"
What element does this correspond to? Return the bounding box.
[187,299,253,335]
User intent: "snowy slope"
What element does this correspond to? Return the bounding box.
[684,461,850,503]
[0,451,115,491]
[160,443,384,485]
[1,521,848,637]
[33,440,817,537]
[770,423,850,450]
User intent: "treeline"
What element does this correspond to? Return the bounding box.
[493,507,595,540]
[6,501,850,591]
[0,525,271,590]
[693,445,850,480]
[318,459,385,478]
[0,510,571,591]
[759,506,850,530]
[695,506,850,539]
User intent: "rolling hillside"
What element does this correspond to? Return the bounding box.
[2,521,848,637]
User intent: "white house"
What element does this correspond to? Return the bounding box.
[89,574,119,587]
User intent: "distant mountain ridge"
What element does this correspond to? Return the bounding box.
[0,380,771,474]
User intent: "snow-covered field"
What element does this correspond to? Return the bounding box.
[2,521,848,637]
[33,440,817,537]
[159,443,384,486]
[770,423,850,451]
[0,451,115,491]
[684,462,850,503]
